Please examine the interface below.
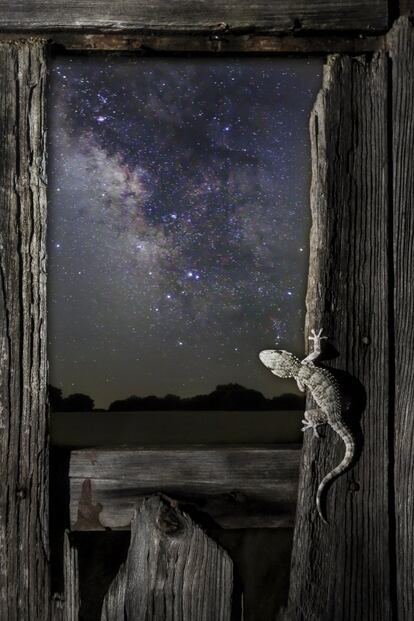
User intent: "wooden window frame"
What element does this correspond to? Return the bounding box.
[1,2,414,619]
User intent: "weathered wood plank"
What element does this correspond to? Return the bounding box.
[63,531,80,621]
[388,17,414,621]
[51,594,65,621]
[0,40,49,619]
[285,54,390,620]
[69,447,300,529]
[50,533,80,621]
[53,32,386,54]
[101,495,233,621]
[0,0,388,34]
[0,32,387,54]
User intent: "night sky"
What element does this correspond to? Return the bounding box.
[47,56,322,409]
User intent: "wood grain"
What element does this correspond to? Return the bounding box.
[388,17,414,621]
[285,53,391,620]
[63,531,80,621]
[0,0,388,34]
[101,495,233,621]
[0,40,49,619]
[0,32,386,54]
[69,447,300,529]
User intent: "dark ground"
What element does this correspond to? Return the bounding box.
[50,410,303,447]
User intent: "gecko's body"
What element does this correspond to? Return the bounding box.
[259,330,356,523]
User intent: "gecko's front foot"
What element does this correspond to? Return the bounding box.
[308,328,328,347]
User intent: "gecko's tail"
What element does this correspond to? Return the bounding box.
[316,419,356,524]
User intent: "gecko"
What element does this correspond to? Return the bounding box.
[259,329,356,524]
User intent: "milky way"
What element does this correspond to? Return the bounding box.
[47,56,322,409]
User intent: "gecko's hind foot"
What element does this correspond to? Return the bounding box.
[301,420,322,438]
[302,409,326,438]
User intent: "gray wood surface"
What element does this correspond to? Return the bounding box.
[69,447,300,529]
[0,40,49,620]
[0,32,386,55]
[51,595,65,621]
[63,531,80,621]
[388,17,414,621]
[101,495,233,621]
[285,53,391,620]
[51,533,79,621]
[0,0,388,33]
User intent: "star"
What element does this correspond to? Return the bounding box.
[47,55,322,408]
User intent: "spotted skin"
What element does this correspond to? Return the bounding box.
[259,330,356,524]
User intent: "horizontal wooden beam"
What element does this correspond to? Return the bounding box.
[54,33,386,54]
[0,1,388,35]
[69,447,301,530]
[0,32,386,54]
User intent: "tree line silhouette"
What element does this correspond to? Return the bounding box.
[48,383,304,412]
[48,385,95,412]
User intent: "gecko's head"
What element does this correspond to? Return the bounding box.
[259,350,301,378]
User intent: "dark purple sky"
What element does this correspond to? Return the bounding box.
[47,56,322,409]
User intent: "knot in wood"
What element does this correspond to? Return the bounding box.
[157,505,182,535]
[348,480,360,493]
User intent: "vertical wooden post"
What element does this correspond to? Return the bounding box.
[101,495,233,621]
[0,40,49,619]
[285,53,390,620]
[63,531,80,621]
[388,17,414,621]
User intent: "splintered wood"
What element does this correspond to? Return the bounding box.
[101,496,233,621]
